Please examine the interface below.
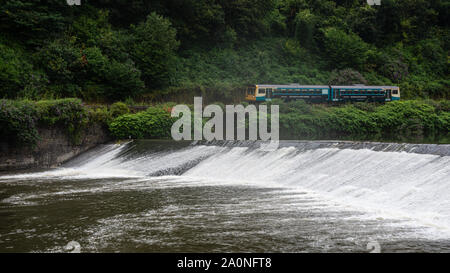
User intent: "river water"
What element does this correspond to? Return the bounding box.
[1,140,450,253]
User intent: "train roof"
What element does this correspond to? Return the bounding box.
[255,84,330,88]
[251,84,399,89]
[331,85,385,89]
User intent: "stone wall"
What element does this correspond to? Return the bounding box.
[0,123,110,171]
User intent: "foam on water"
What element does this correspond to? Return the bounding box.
[183,145,450,231]
[1,140,449,238]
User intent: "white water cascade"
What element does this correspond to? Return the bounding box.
[1,141,450,235]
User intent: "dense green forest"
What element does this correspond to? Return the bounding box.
[1,0,449,102]
[1,0,449,145]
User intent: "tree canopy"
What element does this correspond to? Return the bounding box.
[0,0,448,101]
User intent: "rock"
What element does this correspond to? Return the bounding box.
[0,123,110,172]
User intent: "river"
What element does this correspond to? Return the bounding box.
[1,140,450,253]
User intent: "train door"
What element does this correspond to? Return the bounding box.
[266,88,273,101]
[386,89,392,101]
[333,88,339,101]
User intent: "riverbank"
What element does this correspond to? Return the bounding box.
[0,99,112,171]
[1,98,449,171]
[0,123,109,171]
[106,99,450,144]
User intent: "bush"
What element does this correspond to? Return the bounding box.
[36,98,89,144]
[109,106,174,139]
[110,102,130,118]
[0,98,89,146]
[276,99,449,142]
[370,101,443,139]
[88,106,112,127]
[0,100,39,146]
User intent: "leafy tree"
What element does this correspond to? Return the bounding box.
[36,38,84,97]
[294,9,316,49]
[347,5,379,44]
[219,0,276,38]
[37,38,143,101]
[0,44,33,98]
[0,0,73,46]
[101,59,144,101]
[164,0,225,43]
[130,12,179,89]
[321,27,370,70]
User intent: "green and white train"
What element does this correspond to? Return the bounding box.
[245,84,400,103]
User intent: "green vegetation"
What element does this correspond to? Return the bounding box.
[0,0,448,101]
[271,99,450,142]
[1,99,448,145]
[109,106,174,139]
[109,102,130,118]
[0,1,448,144]
[0,99,87,146]
[105,99,449,143]
[0,98,116,147]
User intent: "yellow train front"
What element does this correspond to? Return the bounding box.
[245,85,268,102]
[245,84,400,103]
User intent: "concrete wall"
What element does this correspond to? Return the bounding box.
[0,123,110,172]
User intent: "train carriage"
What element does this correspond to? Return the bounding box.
[246,84,330,102]
[330,85,386,102]
[246,84,400,103]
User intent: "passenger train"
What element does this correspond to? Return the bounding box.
[245,84,400,103]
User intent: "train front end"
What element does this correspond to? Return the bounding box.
[245,85,267,102]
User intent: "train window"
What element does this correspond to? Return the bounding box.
[259,88,266,94]
[393,90,398,94]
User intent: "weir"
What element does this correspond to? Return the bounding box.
[1,139,450,252]
[3,140,449,230]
